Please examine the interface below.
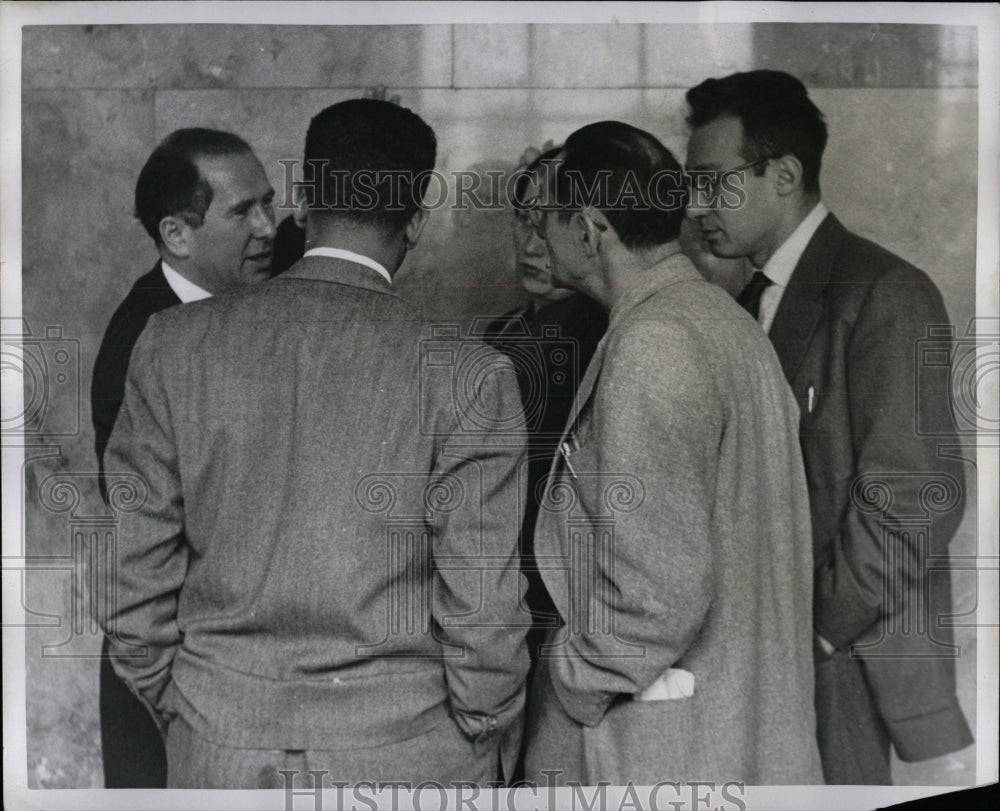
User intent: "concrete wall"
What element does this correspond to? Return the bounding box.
[19,23,979,787]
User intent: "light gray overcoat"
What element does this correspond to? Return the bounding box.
[523,252,824,785]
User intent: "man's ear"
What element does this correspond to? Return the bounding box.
[404,207,430,250]
[159,216,192,258]
[578,209,607,259]
[773,154,804,197]
[292,184,309,229]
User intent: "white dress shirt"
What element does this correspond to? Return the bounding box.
[302,247,392,284]
[758,202,828,333]
[161,260,212,303]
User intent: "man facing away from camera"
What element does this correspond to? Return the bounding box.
[97,99,529,787]
[522,121,823,785]
[91,127,276,788]
[684,69,972,784]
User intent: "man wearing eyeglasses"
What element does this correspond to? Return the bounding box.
[521,121,822,785]
[685,70,972,784]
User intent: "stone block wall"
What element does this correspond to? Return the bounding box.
[18,23,979,787]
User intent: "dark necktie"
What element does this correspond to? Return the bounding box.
[736,271,773,320]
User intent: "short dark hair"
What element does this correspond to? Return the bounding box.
[548,121,687,250]
[134,128,252,245]
[302,99,437,234]
[685,70,828,194]
[511,146,563,210]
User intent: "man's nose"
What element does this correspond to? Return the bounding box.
[685,196,711,219]
[252,203,277,240]
[524,229,547,257]
[683,177,712,219]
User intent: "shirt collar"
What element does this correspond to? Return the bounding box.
[761,202,829,288]
[161,260,212,303]
[301,247,392,284]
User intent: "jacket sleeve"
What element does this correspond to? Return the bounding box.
[546,322,718,727]
[96,319,187,720]
[427,346,531,745]
[813,268,966,647]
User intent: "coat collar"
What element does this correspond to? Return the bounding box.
[276,254,401,298]
[606,251,703,332]
[568,251,703,434]
[768,212,845,381]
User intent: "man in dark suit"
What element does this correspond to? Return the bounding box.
[91,127,277,787]
[523,122,822,785]
[685,70,973,784]
[96,99,529,787]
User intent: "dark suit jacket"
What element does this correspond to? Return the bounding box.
[482,295,609,641]
[98,256,530,773]
[91,262,181,496]
[272,214,305,276]
[771,213,973,760]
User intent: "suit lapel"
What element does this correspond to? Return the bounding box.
[768,214,844,382]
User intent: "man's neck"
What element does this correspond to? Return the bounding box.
[601,240,684,311]
[159,254,211,290]
[158,258,213,302]
[305,223,404,278]
[750,195,821,269]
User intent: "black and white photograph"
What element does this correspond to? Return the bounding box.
[2,2,997,810]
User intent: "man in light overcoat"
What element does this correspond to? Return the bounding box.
[522,121,823,785]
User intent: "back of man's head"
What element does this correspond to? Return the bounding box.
[550,121,686,250]
[303,99,437,236]
[685,70,828,195]
[135,128,252,245]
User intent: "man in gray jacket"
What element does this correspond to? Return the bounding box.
[522,121,823,785]
[99,99,530,787]
[684,69,971,784]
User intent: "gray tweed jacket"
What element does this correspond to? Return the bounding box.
[99,256,530,774]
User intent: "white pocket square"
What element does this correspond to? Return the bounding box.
[636,667,695,701]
